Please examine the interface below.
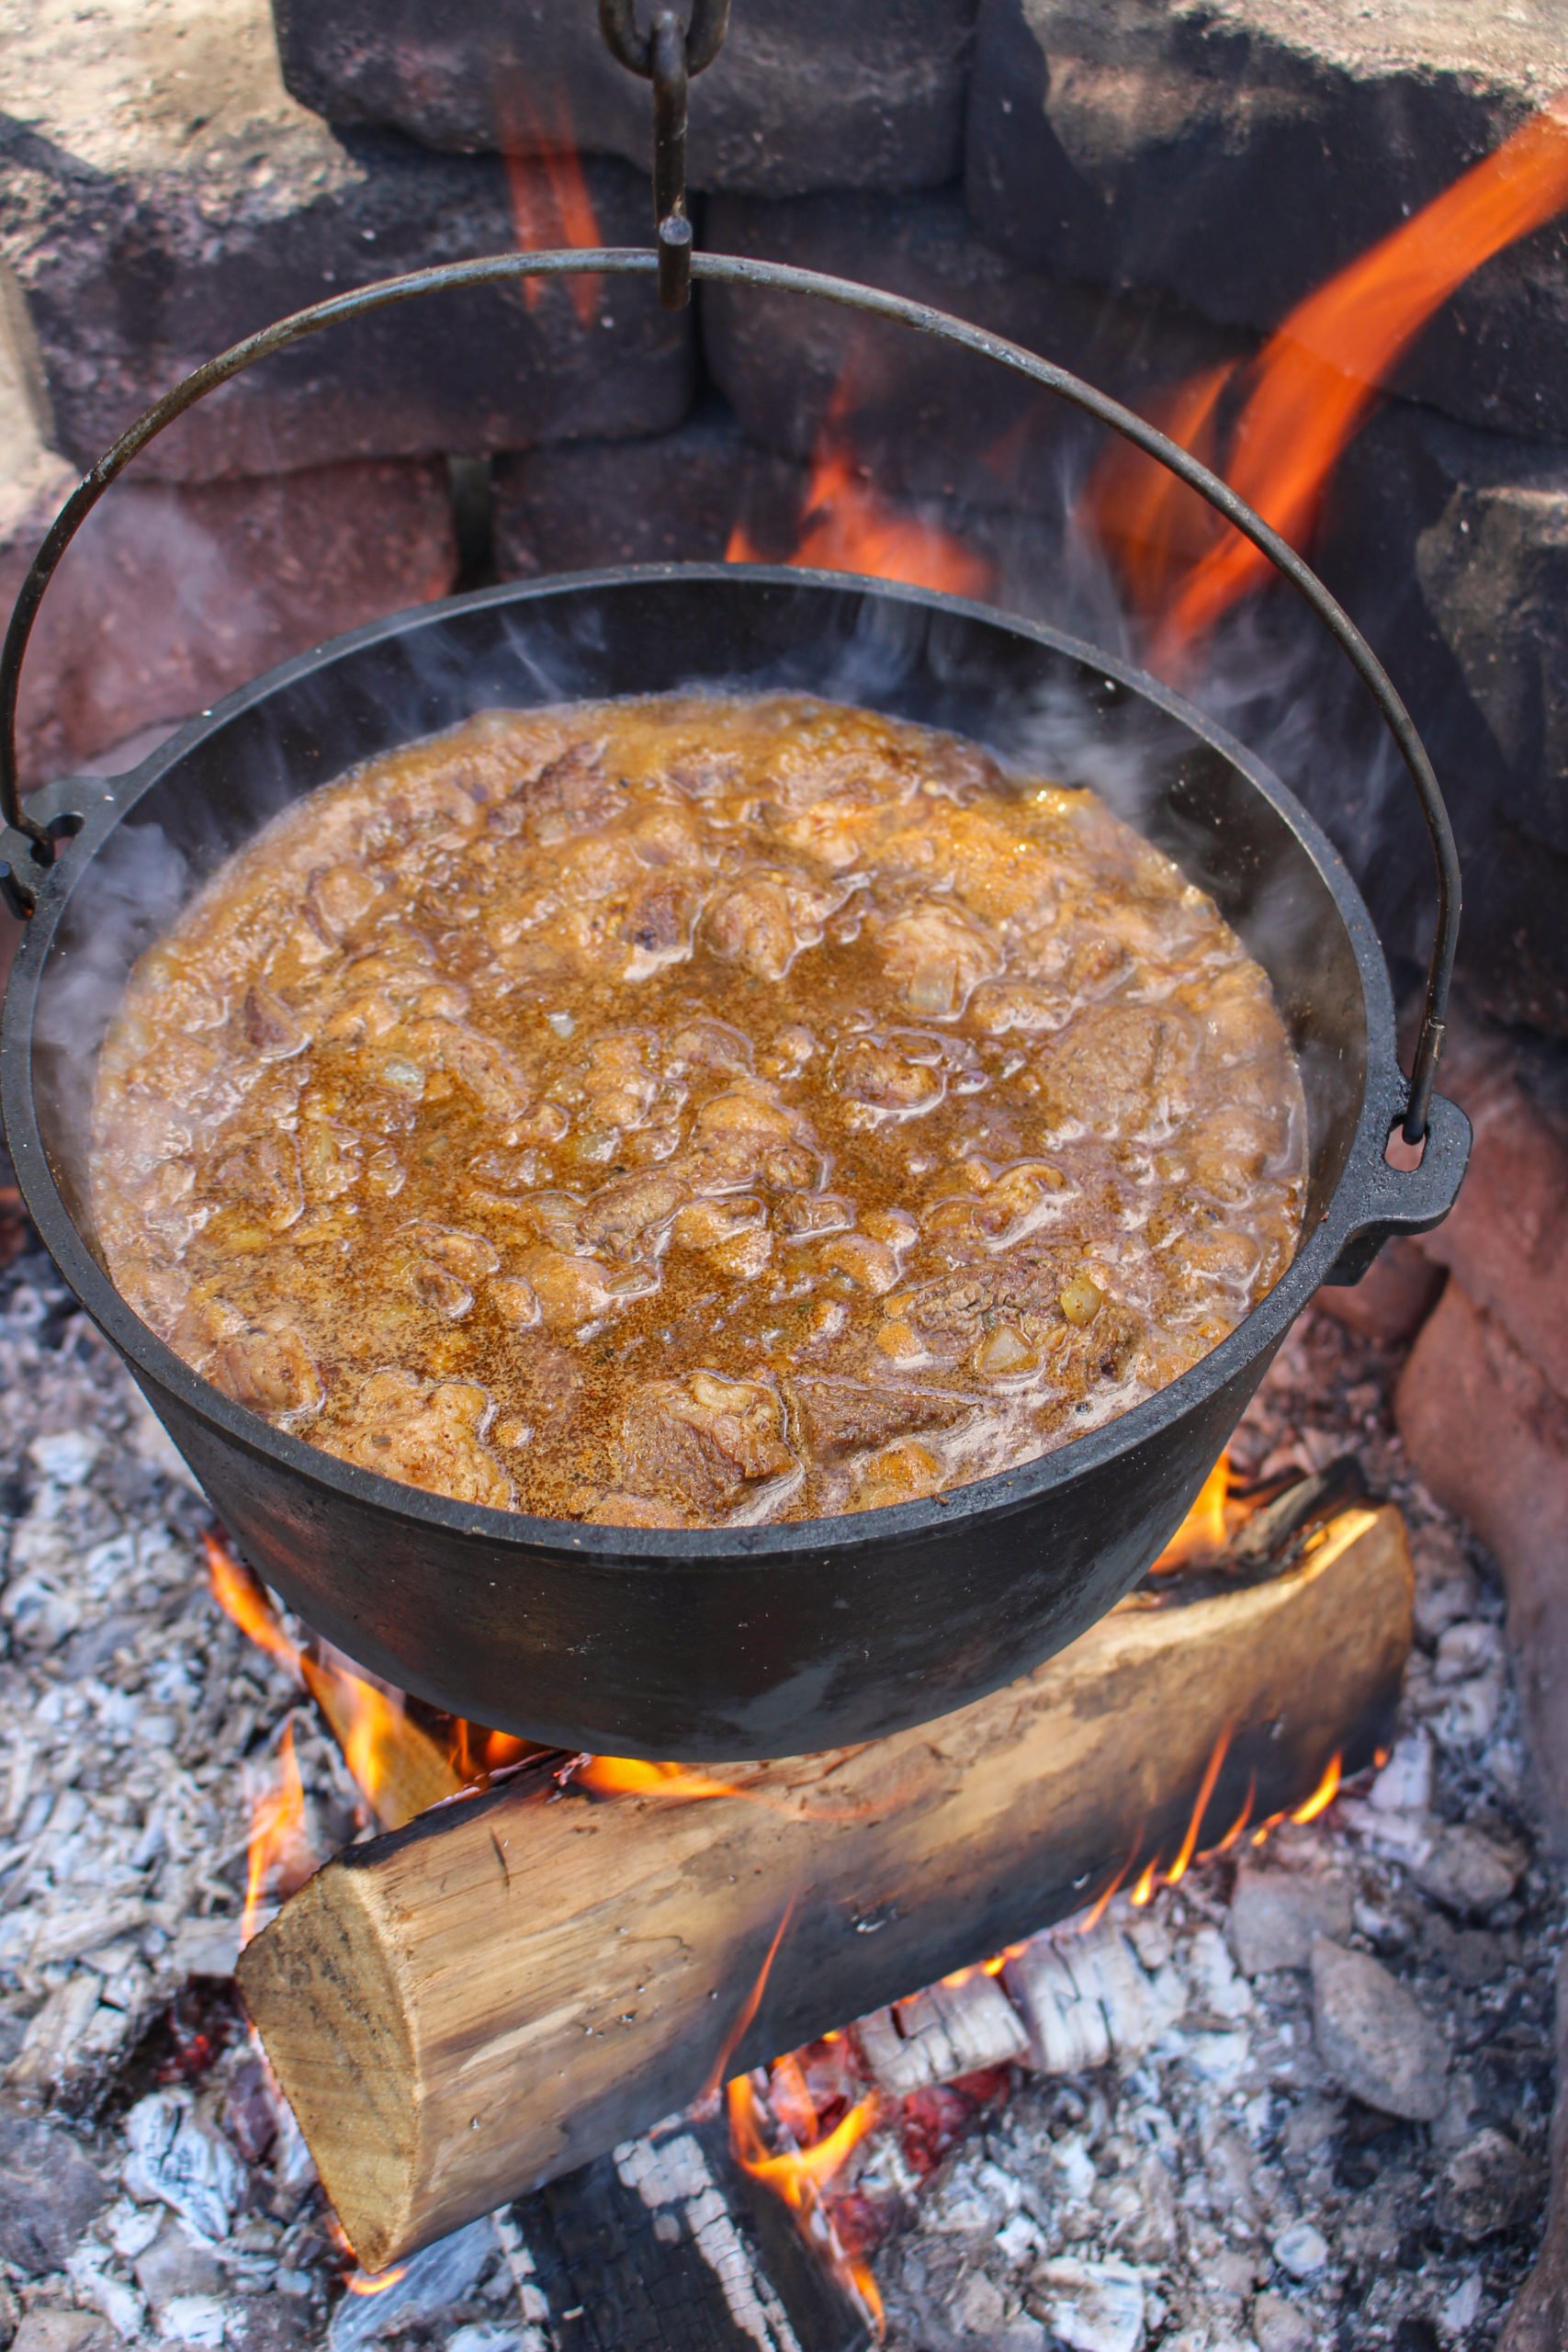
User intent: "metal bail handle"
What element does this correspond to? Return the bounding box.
[0,244,1459,1145]
[599,0,731,307]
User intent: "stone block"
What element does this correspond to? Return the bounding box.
[2,456,456,787]
[703,185,1247,514]
[966,0,1568,443]
[1,0,692,481]
[1409,1019,1568,1396]
[1396,1281,1568,1839]
[492,401,806,578]
[1313,1238,1443,1349]
[1316,404,1568,1034]
[271,0,976,198]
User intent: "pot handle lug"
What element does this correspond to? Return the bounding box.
[1323,1090,1471,1286]
[0,779,89,918]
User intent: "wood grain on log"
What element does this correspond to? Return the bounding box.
[237,1505,1412,2270]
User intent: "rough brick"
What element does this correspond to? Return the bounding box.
[0,0,692,481]
[271,0,977,198]
[492,402,807,578]
[966,0,1568,443]
[1316,403,1568,1034]
[1411,1020,1568,1396]
[2,456,456,786]
[1314,1238,1443,1350]
[1396,1281,1568,1840]
[703,184,1246,513]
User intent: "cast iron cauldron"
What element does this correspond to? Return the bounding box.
[1,563,1467,1755]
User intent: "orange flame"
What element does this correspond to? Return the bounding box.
[205,1530,300,1678]
[1165,1724,1233,1888]
[1129,1858,1160,1908]
[1093,92,1568,659]
[497,84,603,325]
[344,2263,409,2299]
[1077,1845,1137,1933]
[207,1534,465,1831]
[728,2073,885,2334]
[697,1896,796,2113]
[241,1723,313,1946]
[1290,1751,1342,1825]
[576,1755,749,1804]
[1204,1770,1258,1859]
[1150,1453,1233,1572]
[728,379,992,599]
[208,1531,830,1837]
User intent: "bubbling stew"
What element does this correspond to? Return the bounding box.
[92,695,1306,1527]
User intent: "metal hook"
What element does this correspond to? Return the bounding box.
[600,0,730,309]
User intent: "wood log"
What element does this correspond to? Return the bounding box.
[237,1503,1412,2270]
[506,2117,872,2352]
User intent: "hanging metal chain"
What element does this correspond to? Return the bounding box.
[599,0,731,306]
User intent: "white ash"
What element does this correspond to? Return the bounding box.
[872,1310,1562,2352]
[0,1238,1559,2350]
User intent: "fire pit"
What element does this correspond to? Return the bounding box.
[13,6,1568,2347]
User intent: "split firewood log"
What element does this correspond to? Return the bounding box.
[238,1503,1412,2270]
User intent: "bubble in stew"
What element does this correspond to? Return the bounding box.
[92,695,1306,1527]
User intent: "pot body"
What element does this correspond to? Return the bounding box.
[0,569,1467,1755]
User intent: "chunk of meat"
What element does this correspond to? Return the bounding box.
[517,1247,646,1328]
[705,869,844,981]
[243,987,308,1060]
[309,863,386,944]
[580,1170,688,1253]
[615,1373,797,1516]
[399,1019,530,1119]
[790,1377,976,1461]
[328,1370,515,1509]
[620,874,703,976]
[214,1319,323,1419]
[875,900,1001,1014]
[522,741,618,836]
[1034,1004,1168,1132]
[208,1133,304,1235]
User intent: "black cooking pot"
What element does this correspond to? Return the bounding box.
[1,564,1466,1754]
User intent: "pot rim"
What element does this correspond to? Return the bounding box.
[2,562,1400,1566]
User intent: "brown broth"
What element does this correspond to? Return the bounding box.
[91,695,1307,1527]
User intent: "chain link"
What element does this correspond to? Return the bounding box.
[598,0,730,79]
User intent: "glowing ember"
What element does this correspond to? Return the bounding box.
[241,1722,313,1946]
[496,84,603,326]
[1092,91,1568,660]
[728,379,992,598]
